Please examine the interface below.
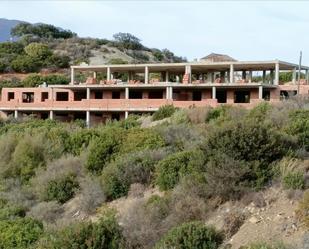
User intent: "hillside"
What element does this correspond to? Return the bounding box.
[0,18,22,42]
[0,99,308,249]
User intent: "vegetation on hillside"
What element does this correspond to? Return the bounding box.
[0,98,308,248]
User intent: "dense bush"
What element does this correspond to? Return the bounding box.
[152,105,177,121]
[36,211,123,249]
[286,110,309,151]
[101,150,165,200]
[11,55,39,73]
[204,121,296,187]
[155,150,205,190]
[86,127,124,174]
[154,222,223,249]
[24,43,52,61]
[0,217,43,249]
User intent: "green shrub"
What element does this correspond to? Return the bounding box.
[286,110,309,151]
[86,127,124,174]
[0,200,26,220]
[44,174,79,203]
[205,121,296,187]
[11,55,39,73]
[67,128,98,156]
[205,106,229,123]
[152,105,177,121]
[0,217,43,249]
[31,156,82,203]
[24,42,52,60]
[154,222,223,249]
[22,73,70,87]
[282,171,305,190]
[101,150,163,200]
[36,210,123,249]
[155,150,206,191]
[10,135,45,182]
[119,128,165,155]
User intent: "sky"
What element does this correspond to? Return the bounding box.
[0,1,309,65]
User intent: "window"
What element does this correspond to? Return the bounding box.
[8,92,14,101]
[234,90,250,103]
[22,92,34,103]
[129,90,143,99]
[41,92,49,102]
[94,91,103,99]
[192,91,202,101]
[56,92,69,101]
[262,90,270,101]
[111,113,120,121]
[148,90,163,99]
[216,90,227,103]
[74,91,87,101]
[280,90,297,100]
[112,91,121,99]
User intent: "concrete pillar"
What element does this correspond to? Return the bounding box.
[86,88,90,100]
[166,87,169,100]
[125,87,129,99]
[185,65,191,83]
[248,71,252,83]
[125,111,129,119]
[107,67,111,81]
[259,86,263,100]
[49,110,54,120]
[274,62,279,85]
[262,70,266,83]
[70,68,74,85]
[212,86,216,99]
[14,110,18,119]
[229,64,234,83]
[86,111,90,128]
[165,71,169,83]
[292,68,297,84]
[145,66,149,84]
[306,69,309,83]
[170,87,173,99]
[93,71,97,79]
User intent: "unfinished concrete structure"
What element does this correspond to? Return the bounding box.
[1,58,309,126]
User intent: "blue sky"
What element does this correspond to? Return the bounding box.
[1,1,308,65]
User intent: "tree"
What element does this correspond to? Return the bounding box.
[10,55,39,73]
[24,43,52,60]
[113,32,142,50]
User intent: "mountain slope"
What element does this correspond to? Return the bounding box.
[0,18,22,42]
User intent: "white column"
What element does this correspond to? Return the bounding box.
[166,87,169,100]
[212,86,216,99]
[93,71,97,79]
[170,87,173,99]
[145,66,149,84]
[292,68,297,84]
[49,110,54,120]
[70,68,74,85]
[86,111,90,128]
[248,71,252,83]
[262,70,266,83]
[86,88,90,100]
[185,65,191,83]
[125,87,129,99]
[259,85,263,100]
[274,62,279,85]
[107,67,111,81]
[165,71,169,83]
[229,64,234,83]
[125,111,129,119]
[14,110,18,119]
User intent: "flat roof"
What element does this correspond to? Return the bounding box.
[71,60,309,72]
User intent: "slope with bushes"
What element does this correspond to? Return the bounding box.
[0,98,308,248]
